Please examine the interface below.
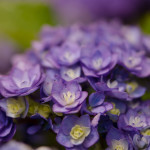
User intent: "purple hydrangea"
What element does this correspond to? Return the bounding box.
[41,69,59,102]
[51,79,88,114]
[119,46,150,78]
[1,21,150,149]
[0,64,44,98]
[0,109,16,144]
[118,109,149,131]
[107,98,126,122]
[106,127,133,150]
[41,42,81,69]
[81,45,118,77]
[56,115,99,149]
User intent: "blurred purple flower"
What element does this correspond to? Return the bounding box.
[41,69,59,102]
[81,45,118,77]
[0,64,44,98]
[50,0,146,23]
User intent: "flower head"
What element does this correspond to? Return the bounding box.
[51,79,88,114]
[0,97,28,118]
[56,115,99,149]
[0,64,44,98]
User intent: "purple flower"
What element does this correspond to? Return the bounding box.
[81,45,118,77]
[89,75,145,100]
[51,79,88,114]
[88,77,128,100]
[0,97,29,118]
[106,127,133,150]
[119,46,150,77]
[41,69,59,102]
[82,92,113,115]
[121,26,143,49]
[60,65,86,83]
[107,98,126,122]
[56,115,99,149]
[33,25,66,52]
[107,79,146,100]
[12,51,39,70]
[118,109,149,131]
[0,109,16,144]
[0,64,45,98]
[41,42,81,69]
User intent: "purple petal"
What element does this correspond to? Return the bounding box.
[56,131,73,148]
[83,127,99,148]
[61,115,78,135]
[89,92,105,107]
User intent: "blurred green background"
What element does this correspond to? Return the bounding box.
[0,0,56,51]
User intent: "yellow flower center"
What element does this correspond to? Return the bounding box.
[129,116,146,128]
[70,125,84,140]
[93,58,102,70]
[38,104,51,118]
[114,145,124,150]
[7,102,20,114]
[28,99,39,115]
[7,98,25,117]
[125,57,141,68]
[109,103,120,116]
[66,69,76,79]
[64,52,73,62]
[63,91,76,105]
[28,99,51,118]
[126,82,138,94]
[112,140,127,150]
[141,129,150,136]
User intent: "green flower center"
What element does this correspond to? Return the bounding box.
[7,98,25,117]
[126,82,138,94]
[38,104,51,118]
[109,103,120,116]
[114,145,124,150]
[112,140,127,150]
[28,99,39,115]
[7,102,20,114]
[141,129,150,136]
[70,125,84,140]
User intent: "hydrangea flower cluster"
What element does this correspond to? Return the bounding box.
[1,21,150,149]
